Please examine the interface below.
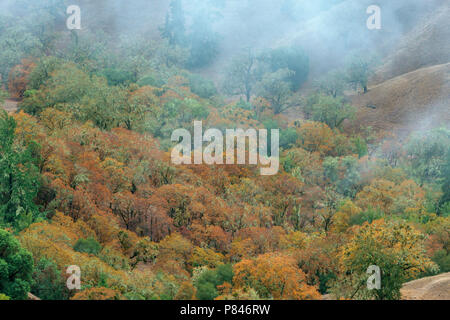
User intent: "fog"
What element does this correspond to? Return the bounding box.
[3,1,443,68]
[1,0,447,87]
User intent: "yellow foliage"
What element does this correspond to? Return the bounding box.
[71,287,123,300]
[233,252,321,300]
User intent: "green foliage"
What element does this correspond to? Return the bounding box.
[338,156,361,197]
[22,63,131,130]
[195,264,233,300]
[187,11,219,68]
[1,0,448,303]
[264,45,309,90]
[31,258,70,300]
[160,0,219,69]
[304,93,355,129]
[280,128,299,150]
[334,220,436,300]
[154,41,190,70]
[0,20,40,86]
[98,246,131,271]
[187,73,217,98]
[22,59,214,135]
[0,293,10,300]
[234,98,253,111]
[440,202,450,217]
[160,0,187,47]
[0,111,41,229]
[137,74,166,88]
[18,90,41,115]
[21,62,92,115]
[316,70,346,98]
[405,128,450,185]
[0,89,8,104]
[74,237,102,256]
[101,68,136,86]
[154,272,179,300]
[0,0,73,85]
[62,31,109,70]
[0,228,34,300]
[348,208,385,226]
[156,98,209,143]
[323,156,361,197]
[431,249,450,272]
[351,136,368,158]
[439,151,450,214]
[257,69,293,114]
[81,77,128,130]
[318,271,337,294]
[223,50,261,102]
[28,56,63,91]
[346,55,374,93]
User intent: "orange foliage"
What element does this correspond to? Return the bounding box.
[8,59,35,99]
[233,252,321,300]
[71,287,123,300]
[297,121,336,155]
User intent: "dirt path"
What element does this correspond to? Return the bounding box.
[401,272,450,300]
[322,272,450,300]
[1,99,18,113]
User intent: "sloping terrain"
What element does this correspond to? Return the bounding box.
[281,0,445,78]
[345,63,450,137]
[372,3,450,84]
[401,272,450,300]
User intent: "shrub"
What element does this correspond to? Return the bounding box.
[264,45,309,90]
[73,237,102,256]
[31,258,70,300]
[0,229,34,300]
[102,68,136,86]
[195,264,233,300]
[187,73,217,98]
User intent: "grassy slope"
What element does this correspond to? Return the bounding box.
[345,63,450,137]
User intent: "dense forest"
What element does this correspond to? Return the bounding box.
[0,0,448,300]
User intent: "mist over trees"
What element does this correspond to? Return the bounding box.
[0,0,448,301]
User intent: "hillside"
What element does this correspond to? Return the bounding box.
[281,0,449,138]
[345,63,450,137]
[280,0,445,79]
[372,3,450,84]
[0,0,449,303]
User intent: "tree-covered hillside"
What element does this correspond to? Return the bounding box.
[0,0,448,301]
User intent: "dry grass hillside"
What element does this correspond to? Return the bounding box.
[281,0,445,78]
[282,0,449,139]
[345,63,450,137]
[340,1,449,138]
[372,3,450,85]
